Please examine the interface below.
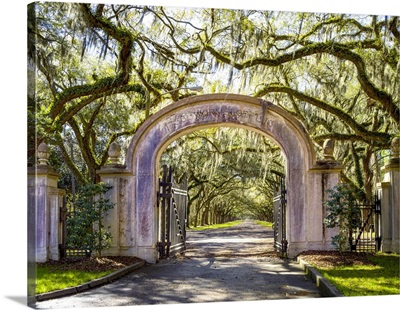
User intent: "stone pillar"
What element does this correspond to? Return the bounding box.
[378,181,391,252]
[28,143,65,262]
[305,139,343,252]
[97,142,136,257]
[379,137,400,253]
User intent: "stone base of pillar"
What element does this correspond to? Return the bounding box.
[49,247,59,261]
[35,248,48,263]
[381,239,392,253]
[118,246,140,257]
[390,239,400,254]
[102,246,158,263]
[101,246,138,257]
[101,247,123,257]
[288,241,336,257]
[135,247,157,263]
[382,239,400,254]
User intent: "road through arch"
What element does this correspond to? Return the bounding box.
[99,94,342,262]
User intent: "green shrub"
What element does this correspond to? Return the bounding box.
[324,183,363,252]
[66,183,114,256]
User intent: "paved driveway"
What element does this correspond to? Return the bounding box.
[35,220,321,308]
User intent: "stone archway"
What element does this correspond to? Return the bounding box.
[98,94,342,262]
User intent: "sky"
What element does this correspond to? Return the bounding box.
[0,1,399,310]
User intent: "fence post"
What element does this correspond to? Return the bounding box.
[28,142,65,262]
[378,137,400,254]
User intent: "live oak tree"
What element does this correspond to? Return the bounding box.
[29,3,399,203]
[29,2,201,183]
[161,127,284,226]
[157,8,398,200]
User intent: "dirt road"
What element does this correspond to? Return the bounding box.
[35,220,321,308]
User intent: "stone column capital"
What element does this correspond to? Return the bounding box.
[97,164,131,177]
[309,160,343,174]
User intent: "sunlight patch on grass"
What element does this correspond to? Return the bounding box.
[188,220,243,231]
[255,221,273,228]
[316,253,400,296]
[36,266,116,294]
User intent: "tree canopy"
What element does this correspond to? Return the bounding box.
[28,2,399,221]
[161,127,284,225]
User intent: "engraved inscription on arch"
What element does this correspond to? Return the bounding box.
[159,105,268,137]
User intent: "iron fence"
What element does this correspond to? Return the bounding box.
[350,192,382,253]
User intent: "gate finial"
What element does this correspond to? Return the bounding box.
[37,142,50,165]
[108,142,121,165]
[323,139,335,160]
[390,137,400,165]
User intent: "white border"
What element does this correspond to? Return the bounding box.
[0,1,399,310]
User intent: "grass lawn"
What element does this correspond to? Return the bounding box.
[36,266,117,294]
[35,256,142,294]
[255,221,273,228]
[187,220,243,231]
[316,253,400,296]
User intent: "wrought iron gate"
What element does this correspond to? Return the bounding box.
[273,176,287,256]
[350,191,382,252]
[158,165,188,258]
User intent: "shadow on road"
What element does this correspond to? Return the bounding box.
[35,220,321,309]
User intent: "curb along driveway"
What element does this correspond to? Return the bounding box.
[35,220,322,309]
